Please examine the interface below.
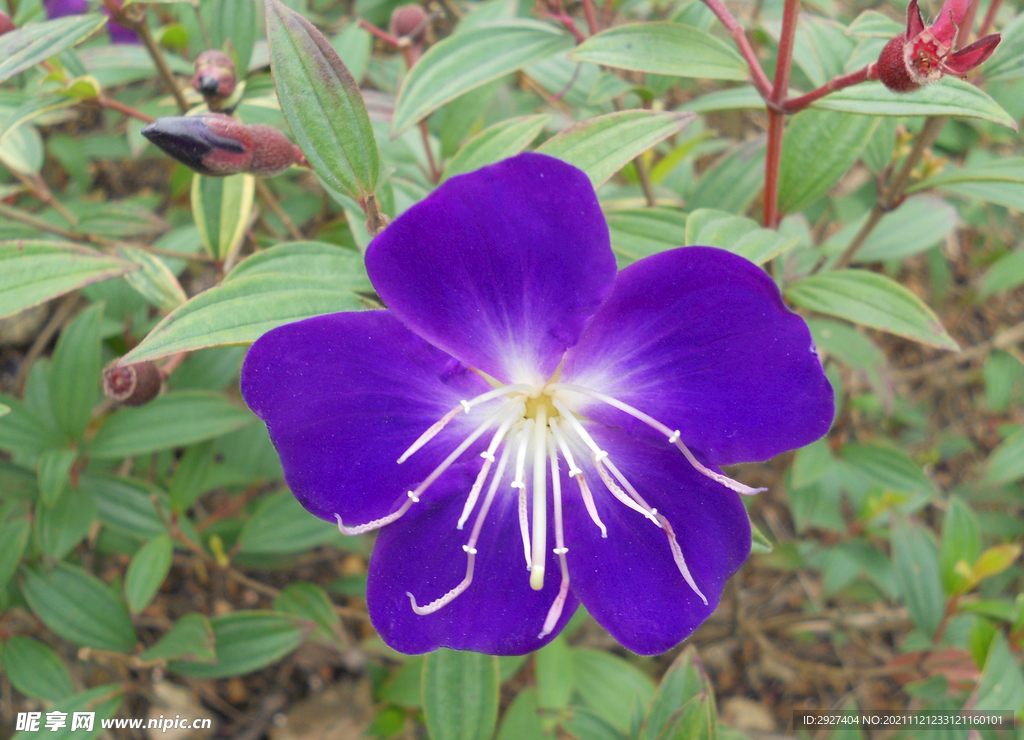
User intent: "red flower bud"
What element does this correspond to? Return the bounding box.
[390,4,428,42]
[141,114,304,177]
[0,11,15,35]
[192,49,237,100]
[103,361,162,406]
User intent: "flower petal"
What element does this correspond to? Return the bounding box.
[367,474,579,654]
[563,425,750,655]
[562,247,833,465]
[930,0,970,44]
[366,153,617,384]
[241,310,494,525]
[945,34,1001,75]
[907,0,925,39]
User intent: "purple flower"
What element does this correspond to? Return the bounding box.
[44,0,138,44]
[241,153,833,656]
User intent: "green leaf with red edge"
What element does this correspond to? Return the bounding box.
[0,14,107,84]
[785,269,960,351]
[265,0,378,202]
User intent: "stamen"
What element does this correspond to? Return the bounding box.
[529,405,548,591]
[656,513,708,605]
[407,441,512,616]
[551,400,602,456]
[513,421,534,571]
[407,401,514,503]
[592,453,661,527]
[335,498,414,535]
[548,418,580,475]
[456,402,526,529]
[575,473,607,538]
[551,384,765,496]
[539,436,571,638]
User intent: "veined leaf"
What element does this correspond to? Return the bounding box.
[442,115,550,181]
[536,110,695,188]
[118,245,187,311]
[191,173,255,263]
[786,270,959,350]
[685,208,798,264]
[169,611,306,678]
[422,649,500,740]
[0,14,107,84]
[845,10,904,38]
[570,22,747,80]
[392,20,572,136]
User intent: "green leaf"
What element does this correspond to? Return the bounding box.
[168,441,214,514]
[683,85,766,113]
[750,518,773,554]
[237,491,340,554]
[421,648,500,740]
[845,10,904,38]
[778,110,879,214]
[191,172,255,264]
[685,208,797,264]
[839,443,935,499]
[0,520,30,591]
[81,474,169,540]
[812,79,1018,130]
[573,648,656,732]
[0,95,79,146]
[791,438,835,489]
[122,243,368,364]
[10,684,122,740]
[535,635,575,712]
[379,655,425,709]
[606,208,688,265]
[36,448,78,508]
[982,249,1024,297]
[561,705,624,740]
[169,611,306,678]
[36,485,96,560]
[392,20,572,136]
[0,14,108,84]
[0,394,64,460]
[140,612,216,663]
[940,496,980,596]
[983,351,1024,411]
[569,22,747,80]
[785,269,959,350]
[0,240,135,320]
[982,428,1024,485]
[833,196,960,263]
[1,636,74,702]
[209,0,257,72]
[21,563,137,653]
[265,0,379,201]
[441,114,550,182]
[89,391,255,459]
[273,582,342,643]
[807,317,892,407]
[48,301,104,440]
[981,12,1024,82]
[687,139,765,214]
[537,110,696,188]
[496,687,545,740]
[966,634,1024,712]
[117,245,187,311]
[890,517,945,638]
[125,534,173,615]
[641,646,716,740]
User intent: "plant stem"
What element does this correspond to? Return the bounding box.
[782,63,878,113]
[255,179,304,241]
[540,11,588,43]
[14,171,78,225]
[358,19,403,47]
[700,0,773,98]
[136,21,189,113]
[830,116,947,270]
[763,0,801,228]
[419,120,441,183]
[979,0,1001,36]
[97,95,155,124]
[581,0,600,34]
[634,154,657,207]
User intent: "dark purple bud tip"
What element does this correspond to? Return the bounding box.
[192,50,237,99]
[103,361,162,406]
[390,4,428,42]
[0,11,15,35]
[142,114,253,176]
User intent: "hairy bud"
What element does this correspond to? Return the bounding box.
[0,11,15,35]
[103,362,162,406]
[192,50,237,103]
[390,4,428,42]
[141,114,304,177]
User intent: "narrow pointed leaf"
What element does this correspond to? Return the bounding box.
[570,22,747,80]
[537,110,695,187]
[786,270,959,350]
[0,14,107,84]
[140,613,216,663]
[48,302,104,440]
[392,20,572,136]
[265,0,378,200]
[191,173,255,262]
[125,534,173,615]
[442,114,550,181]
[169,611,306,678]
[1,636,74,702]
[118,246,187,311]
[422,649,500,740]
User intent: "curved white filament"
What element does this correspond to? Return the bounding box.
[457,402,525,529]
[656,513,708,604]
[592,454,661,527]
[539,436,571,637]
[512,421,534,571]
[335,498,414,535]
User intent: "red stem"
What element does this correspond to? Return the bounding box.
[600,0,615,26]
[762,0,801,228]
[781,63,878,112]
[359,19,403,47]
[540,11,588,43]
[581,0,600,34]
[98,96,155,123]
[978,0,1001,36]
[700,0,773,98]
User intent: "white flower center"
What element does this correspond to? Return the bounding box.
[335,375,764,638]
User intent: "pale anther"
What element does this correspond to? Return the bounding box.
[553,547,568,554]
[568,467,582,477]
[480,451,495,461]
[462,545,477,554]
[594,450,608,462]
[407,490,420,502]
[460,400,471,413]
[668,430,680,443]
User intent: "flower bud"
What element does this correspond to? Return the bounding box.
[192,50,237,101]
[390,4,428,42]
[103,361,162,406]
[141,114,303,177]
[0,11,15,35]
[877,34,919,93]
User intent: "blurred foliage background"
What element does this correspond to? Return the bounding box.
[1,0,1023,737]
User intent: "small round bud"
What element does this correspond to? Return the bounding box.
[103,361,162,406]
[390,4,428,42]
[192,50,237,100]
[0,11,15,35]
[877,34,920,93]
